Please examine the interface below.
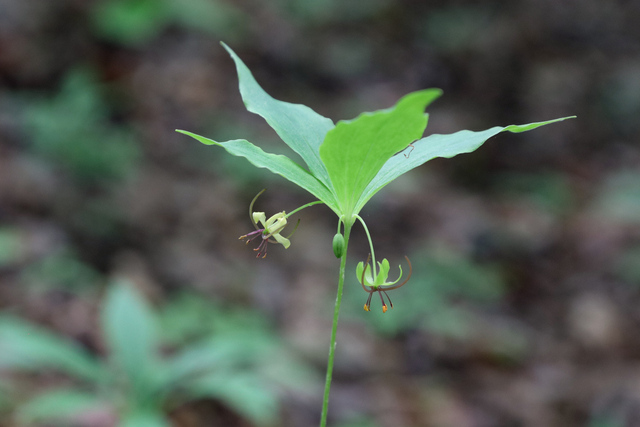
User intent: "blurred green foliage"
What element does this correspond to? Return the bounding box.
[589,413,628,427]
[600,64,640,136]
[0,280,316,426]
[273,0,391,24]
[0,381,13,420]
[161,293,270,345]
[422,6,497,53]
[614,245,640,287]
[493,171,575,216]
[23,69,140,185]
[91,0,247,46]
[20,249,103,293]
[0,227,23,268]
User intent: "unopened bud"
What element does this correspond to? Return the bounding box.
[332,233,345,258]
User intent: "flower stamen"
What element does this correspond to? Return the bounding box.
[238,189,294,258]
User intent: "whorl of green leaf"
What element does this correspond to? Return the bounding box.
[177,43,575,221]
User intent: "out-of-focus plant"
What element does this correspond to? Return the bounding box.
[177,43,574,426]
[91,0,246,46]
[588,416,626,427]
[615,245,640,287]
[0,227,23,268]
[0,280,315,426]
[492,171,575,216]
[0,381,13,419]
[160,293,274,346]
[422,5,497,53]
[22,69,139,185]
[20,249,103,294]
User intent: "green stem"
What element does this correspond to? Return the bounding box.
[286,200,324,218]
[320,221,352,427]
[355,215,377,281]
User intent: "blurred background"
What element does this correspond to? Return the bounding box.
[0,0,639,426]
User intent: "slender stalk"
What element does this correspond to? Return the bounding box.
[286,200,324,218]
[320,221,352,427]
[355,215,377,281]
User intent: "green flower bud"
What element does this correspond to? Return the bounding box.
[332,233,345,258]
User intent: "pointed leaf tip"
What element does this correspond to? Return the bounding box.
[222,43,336,191]
[176,130,340,213]
[356,115,577,212]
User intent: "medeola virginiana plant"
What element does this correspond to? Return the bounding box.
[178,42,574,427]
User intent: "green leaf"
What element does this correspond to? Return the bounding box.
[21,249,102,293]
[24,68,139,183]
[162,336,257,386]
[181,44,574,223]
[176,131,340,213]
[222,42,336,191]
[101,279,160,401]
[188,372,278,426]
[0,316,103,383]
[320,89,442,215]
[119,410,171,427]
[356,116,576,212]
[16,389,109,425]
